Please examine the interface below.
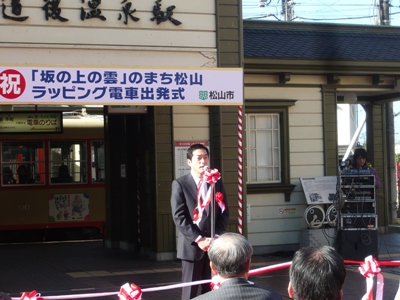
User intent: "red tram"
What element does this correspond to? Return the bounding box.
[0,114,105,241]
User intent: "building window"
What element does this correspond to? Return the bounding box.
[247,113,281,183]
[245,99,297,201]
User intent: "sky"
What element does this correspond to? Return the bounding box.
[357,103,400,144]
[242,0,400,26]
[242,0,400,143]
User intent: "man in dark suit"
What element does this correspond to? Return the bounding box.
[171,143,229,300]
[193,232,282,300]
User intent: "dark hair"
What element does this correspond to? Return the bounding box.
[289,246,346,300]
[17,164,28,174]
[208,232,253,278]
[186,144,209,160]
[353,148,367,160]
[17,164,31,184]
[59,164,69,175]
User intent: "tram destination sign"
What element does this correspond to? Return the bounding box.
[0,112,63,134]
[0,66,243,106]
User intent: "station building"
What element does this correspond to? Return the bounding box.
[1,1,399,259]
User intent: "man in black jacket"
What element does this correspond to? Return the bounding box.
[171,143,229,300]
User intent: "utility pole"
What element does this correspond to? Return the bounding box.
[281,0,294,21]
[378,0,390,25]
[388,103,398,224]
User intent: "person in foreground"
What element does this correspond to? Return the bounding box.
[193,232,282,300]
[0,293,11,300]
[288,246,346,300]
[171,143,229,300]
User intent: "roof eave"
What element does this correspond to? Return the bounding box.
[244,58,400,76]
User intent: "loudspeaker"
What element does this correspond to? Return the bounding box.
[337,229,378,261]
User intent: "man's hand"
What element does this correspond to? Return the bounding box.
[197,237,212,252]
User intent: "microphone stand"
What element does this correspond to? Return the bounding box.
[204,166,216,239]
[210,183,216,279]
[204,165,217,280]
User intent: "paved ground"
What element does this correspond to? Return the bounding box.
[1,232,400,300]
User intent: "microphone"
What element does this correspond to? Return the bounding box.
[204,166,210,171]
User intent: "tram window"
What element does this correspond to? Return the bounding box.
[1,142,45,186]
[91,141,105,183]
[50,141,87,184]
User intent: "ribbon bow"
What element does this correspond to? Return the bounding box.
[118,283,142,300]
[210,275,221,291]
[193,168,223,225]
[20,291,42,300]
[358,256,384,300]
[203,168,221,184]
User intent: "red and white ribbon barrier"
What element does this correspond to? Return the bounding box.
[358,256,384,300]
[11,257,400,300]
[20,291,43,300]
[248,261,292,277]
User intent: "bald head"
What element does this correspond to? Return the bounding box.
[208,232,253,278]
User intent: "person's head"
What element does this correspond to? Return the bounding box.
[17,165,30,183]
[353,148,367,168]
[288,246,346,300]
[59,164,69,176]
[186,144,209,178]
[0,293,12,300]
[208,232,253,280]
[17,164,28,175]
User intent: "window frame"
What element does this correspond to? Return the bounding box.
[247,113,281,184]
[49,140,88,185]
[1,141,46,186]
[0,138,105,187]
[245,99,297,202]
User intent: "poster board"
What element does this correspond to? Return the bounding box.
[174,141,209,179]
[300,176,338,205]
[49,193,89,222]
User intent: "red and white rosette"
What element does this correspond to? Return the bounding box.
[358,256,384,300]
[118,283,142,300]
[215,191,226,213]
[20,291,42,300]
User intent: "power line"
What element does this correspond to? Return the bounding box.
[243,0,400,24]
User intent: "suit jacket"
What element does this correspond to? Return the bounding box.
[171,173,229,261]
[193,277,282,300]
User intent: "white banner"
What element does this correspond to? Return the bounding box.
[0,66,243,106]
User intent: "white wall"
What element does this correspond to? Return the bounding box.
[245,83,323,253]
[0,1,217,67]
